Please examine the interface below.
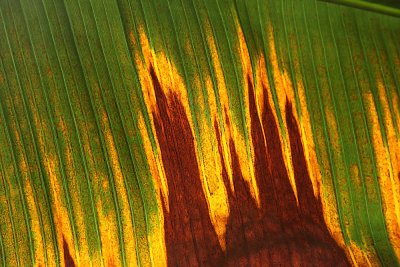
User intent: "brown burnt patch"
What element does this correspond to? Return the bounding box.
[220,77,349,266]
[151,65,349,266]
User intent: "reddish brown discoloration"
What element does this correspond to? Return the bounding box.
[62,237,75,267]
[152,67,349,266]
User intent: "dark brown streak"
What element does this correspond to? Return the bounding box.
[63,237,76,267]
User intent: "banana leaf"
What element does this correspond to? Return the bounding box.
[0,0,399,266]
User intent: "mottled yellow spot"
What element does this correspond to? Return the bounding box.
[129,30,137,48]
[236,22,252,78]
[46,156,86,267]
[347,241,378,267]
[366,88,400,259]
[73,112,121,266]
[95,185,121,267]
[294,78,321,197]
[0,161,18,266]
[145,202,167,267]
[322,106,359,253]
[392,92,400,135]
[351,165,362,188]
[27,96,92,266]
[9,121,46,267]
[100,111,138,267]
[137,114,167,266]
[137,115,168,208]
[56,111,91,267]
[22,169,45,267]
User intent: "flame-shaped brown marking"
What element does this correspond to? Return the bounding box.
[150,66,224,266]
[62,237,75,267]
[152,65,349,266]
